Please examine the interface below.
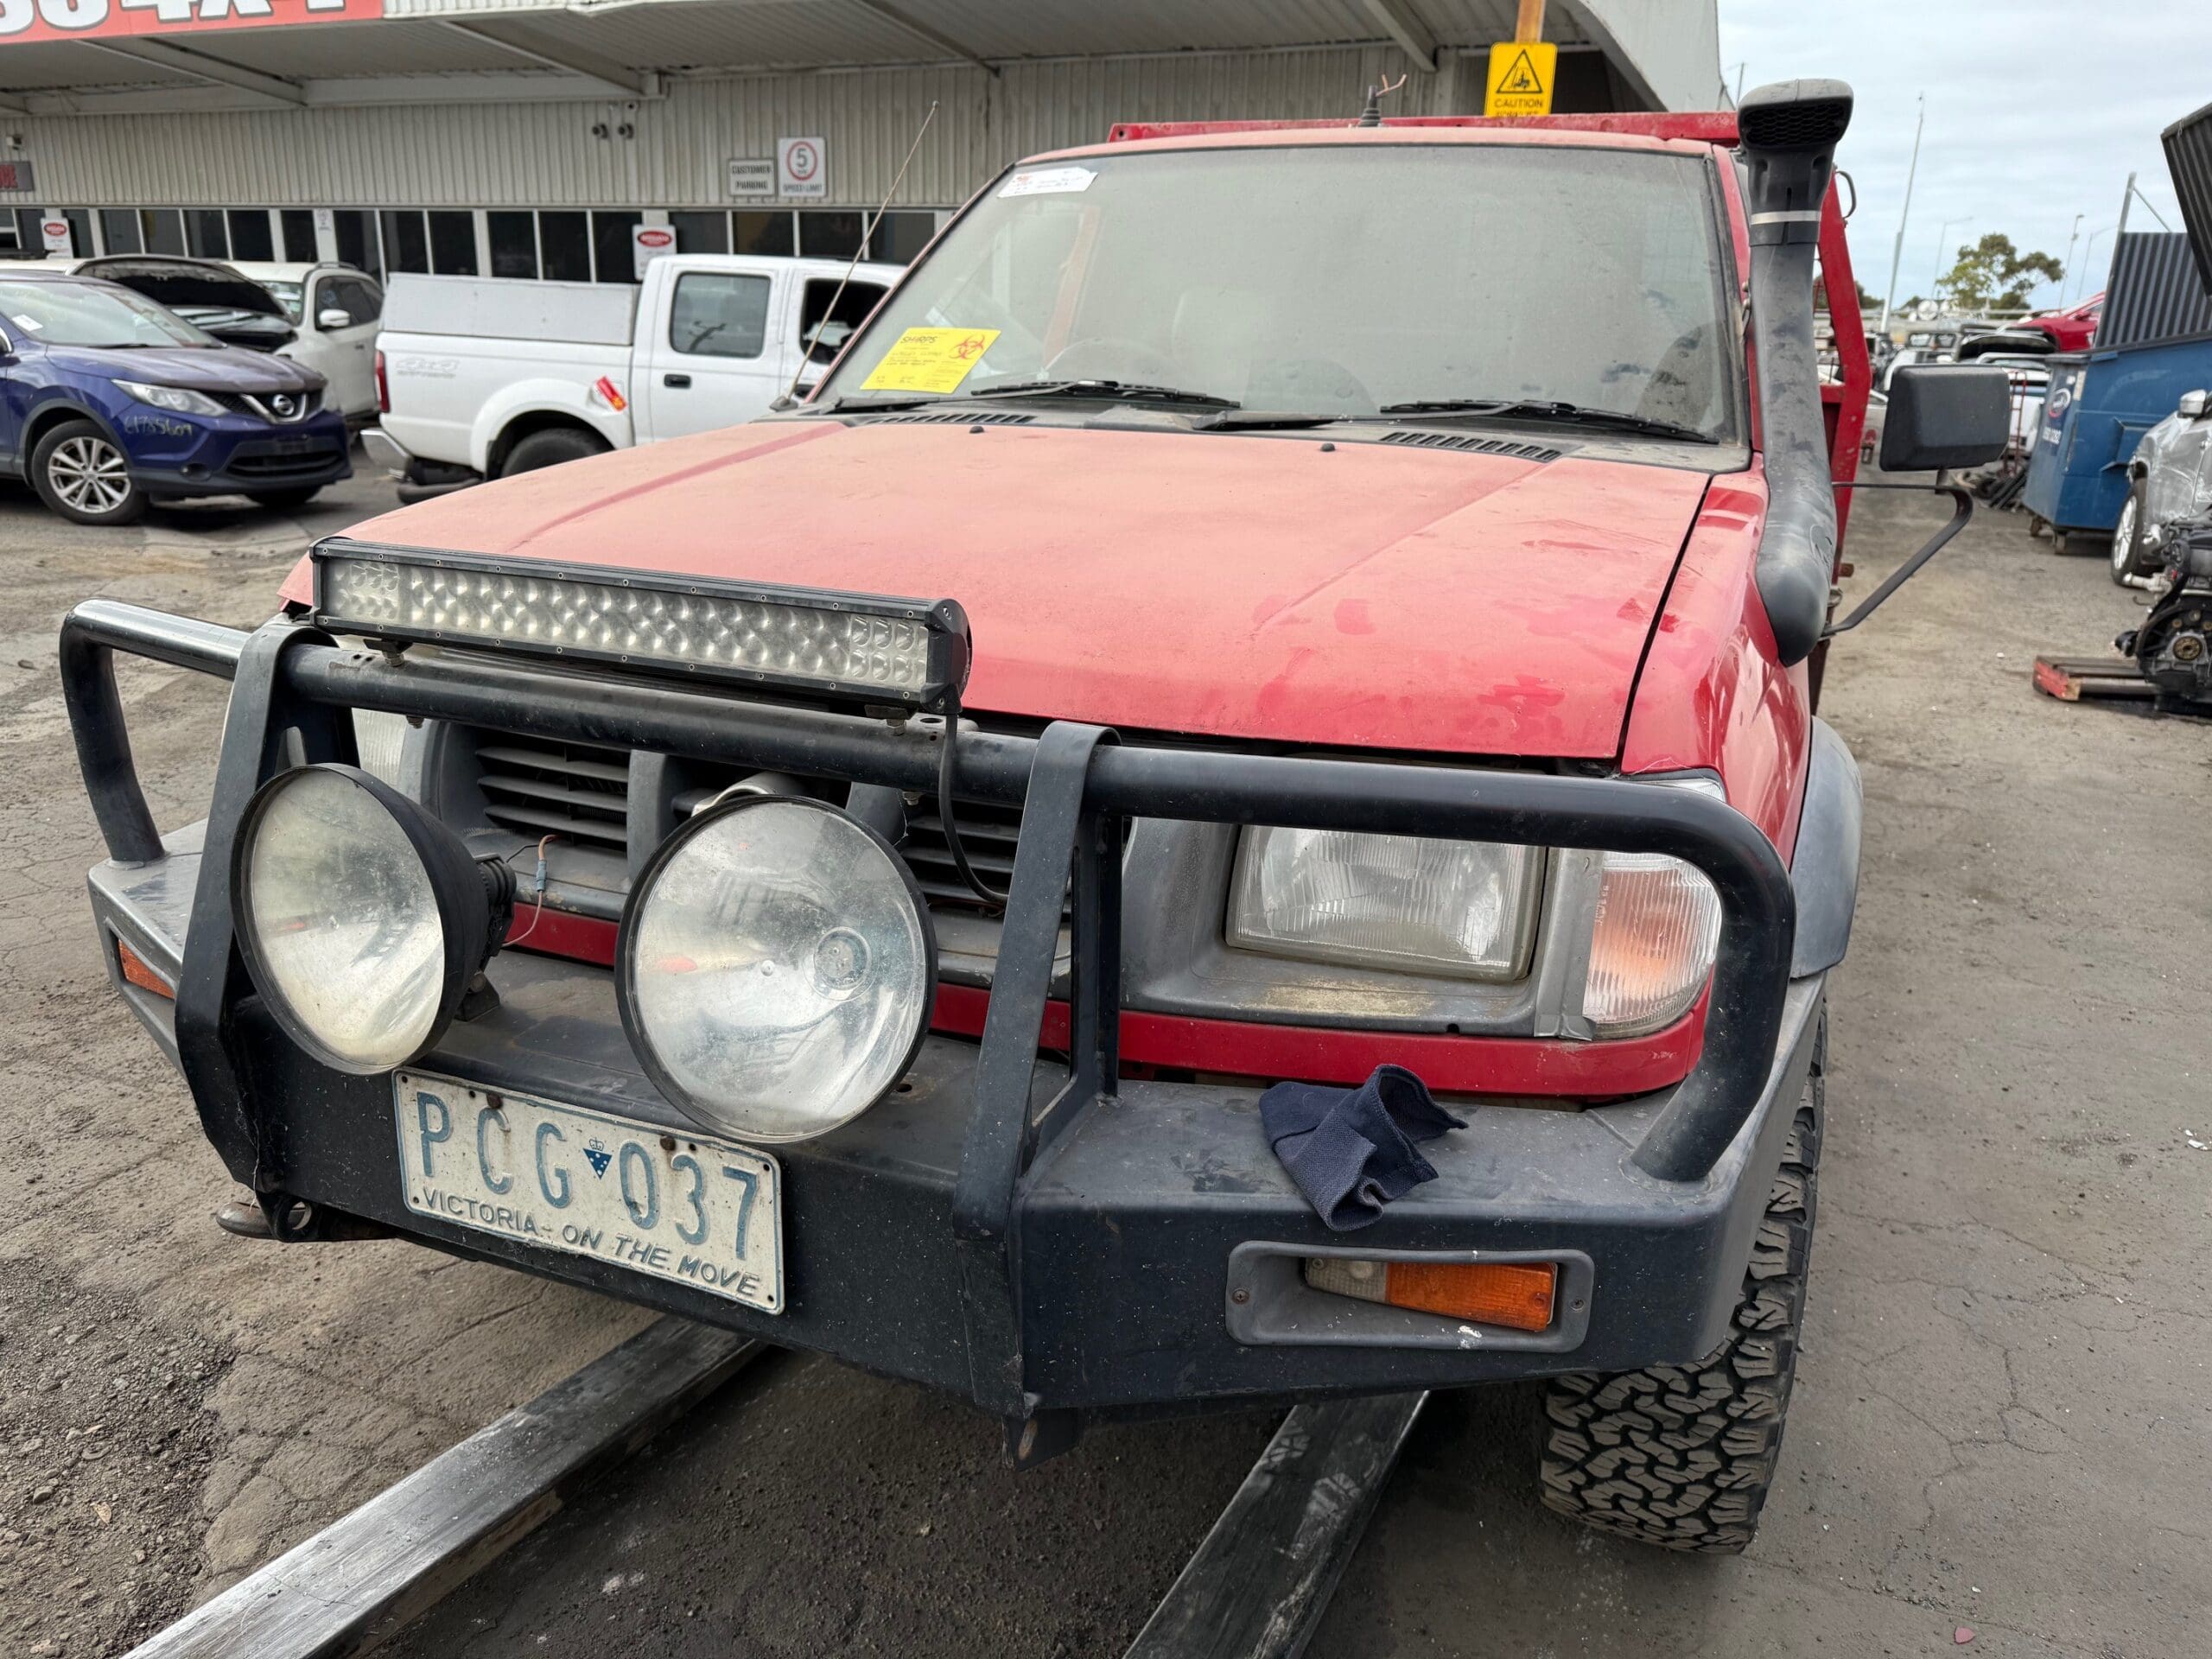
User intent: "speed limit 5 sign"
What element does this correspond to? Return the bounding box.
[778,137,827,200]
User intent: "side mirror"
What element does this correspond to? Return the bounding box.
[317,307,352,330]
[2180,390,2209,419]
[1879,364,2012,472]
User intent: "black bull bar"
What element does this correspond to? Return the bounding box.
[61,597,1799,1421]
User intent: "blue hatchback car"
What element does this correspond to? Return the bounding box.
[0,270,351,527]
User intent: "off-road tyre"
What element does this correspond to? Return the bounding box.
[1536,1016,1824,1553]
[2111,479,2155,585]
[31,417,148,526]
[499,426,607,478]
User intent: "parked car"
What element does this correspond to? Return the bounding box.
[2114,386,2212,582]
[60,86,2011,1555]
[61,255,296,353]
[69,255,384,422]
[2014,291,2102,353]
[0,270,348,525]
[365,253,901,487]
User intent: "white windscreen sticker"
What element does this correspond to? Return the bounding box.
[998,166,1096,199]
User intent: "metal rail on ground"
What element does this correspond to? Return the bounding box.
[1122,1393,1427,1659]
[120,1327,1418,1658]
[120,1319,763,1659]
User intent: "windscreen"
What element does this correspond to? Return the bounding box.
[264,280,305,321]
[819,143,1736,435]
[0,280,219,348]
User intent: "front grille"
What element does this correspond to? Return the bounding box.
[229,438,345,479]
[899,796,1025,912]
[474,735,631,851]
[451,718,1052,954]
[211,387,325,423]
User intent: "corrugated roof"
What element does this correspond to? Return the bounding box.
[0,0,1715,112]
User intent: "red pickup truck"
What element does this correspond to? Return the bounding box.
[63,81,2008,1554]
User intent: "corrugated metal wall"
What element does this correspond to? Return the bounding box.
[2099,232,2212,352]
[14,46,1481,209]
[2161,98,2212,299]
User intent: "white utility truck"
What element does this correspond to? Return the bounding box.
[363,253,902,487]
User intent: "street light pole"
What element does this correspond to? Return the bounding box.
[1878,93,1925,337]
[2060,212,2082,306]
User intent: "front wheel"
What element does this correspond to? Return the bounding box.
[1537,1017,1824,1553]
[32,419,147,526]
[2111,480,2156,585]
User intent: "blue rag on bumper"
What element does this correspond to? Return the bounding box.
[1258,1065,1465,1231]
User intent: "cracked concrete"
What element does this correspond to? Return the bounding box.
[0,475,645,1655]
[0,474,2204,1656]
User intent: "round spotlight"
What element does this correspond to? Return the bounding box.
[232,764,509,1075]
[618,795,935,1143]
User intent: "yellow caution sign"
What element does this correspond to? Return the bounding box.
[1484,41,1556,117]
[860,327,1001,394]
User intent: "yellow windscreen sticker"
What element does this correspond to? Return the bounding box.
[860,327,1001,394]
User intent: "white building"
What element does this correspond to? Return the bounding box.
[0,0,1722,279]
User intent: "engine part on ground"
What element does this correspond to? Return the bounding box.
[2117,514,2212,707]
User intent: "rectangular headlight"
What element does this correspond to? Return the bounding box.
[1228,828,1541,982]
[311,539,969,710]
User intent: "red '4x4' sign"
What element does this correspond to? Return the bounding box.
[0,0,384,47]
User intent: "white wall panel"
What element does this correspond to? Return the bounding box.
[7,25,1696,213]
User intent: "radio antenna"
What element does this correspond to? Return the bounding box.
[776,99,939,409]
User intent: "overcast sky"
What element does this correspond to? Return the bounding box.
[1715,0,2208,312]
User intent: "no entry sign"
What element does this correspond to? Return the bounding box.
[631,223,674,280]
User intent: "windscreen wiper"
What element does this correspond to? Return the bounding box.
[967,378,1239,410]
[1374,398,1714,444]
[824,394,941,413]
[1198,410,1344,431]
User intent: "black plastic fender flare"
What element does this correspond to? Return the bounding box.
[1789,717,1861,976]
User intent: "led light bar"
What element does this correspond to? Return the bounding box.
[310,539,970,710]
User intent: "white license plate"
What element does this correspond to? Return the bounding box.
[393,1071,783,1314]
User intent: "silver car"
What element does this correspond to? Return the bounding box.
[2117,389,2212,584]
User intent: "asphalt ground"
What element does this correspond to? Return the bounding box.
[0,461,2204,1657]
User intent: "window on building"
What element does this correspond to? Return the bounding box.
[332,210,379,279]
[380,210,429,275]
[671,210,729,255]
[488,212,537,278]
[540,211,590,282]
[5,208,34,251]
[280,210,318,262]
[733,211,795,257]
[185,208,227,259]
[428,210,477,276]
[669,272,770,358]
[869,211,938,264]
[799,276,887,365]
[228,209,276,263]
[143,210,187,256]
[98,209,142,254]
[798,211,865,260]
[591,210,641,283]
[54,208,91,256]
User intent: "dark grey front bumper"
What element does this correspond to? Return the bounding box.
[87,831,1823,1414]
